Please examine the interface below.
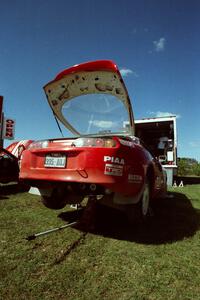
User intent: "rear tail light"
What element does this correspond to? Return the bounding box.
[28,140,49,149]
[27,138,116,149]
[74,137,116,148]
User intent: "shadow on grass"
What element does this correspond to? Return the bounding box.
[59,192,200,245]
[59,209,83,223]
[0,183,29,200]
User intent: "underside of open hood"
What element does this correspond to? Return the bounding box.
[43,60,135,136]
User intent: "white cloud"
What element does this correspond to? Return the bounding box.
[120,68,138,78]
[89,120,116,129]
[153,37,166,52]
[120,68,133,77]
[149,111,181,118]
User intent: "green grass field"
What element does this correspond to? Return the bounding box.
[1,184,200,300]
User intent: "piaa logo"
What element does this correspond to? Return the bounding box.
[104,156,125,165]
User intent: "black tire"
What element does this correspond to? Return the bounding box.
[41,188,67,210]
[126,179,151,224]
[139,179,150,218]
[41,195,67,210]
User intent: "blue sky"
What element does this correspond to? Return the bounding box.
[0,0,200,160]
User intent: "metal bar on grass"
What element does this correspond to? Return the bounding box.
[26,221,78,241]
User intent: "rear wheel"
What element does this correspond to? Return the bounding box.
[41,187,67,210]
[42,195,67,209]
[140,180,150,218]
[126,179,151,223]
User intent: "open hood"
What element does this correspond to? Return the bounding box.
[44,60,135,136]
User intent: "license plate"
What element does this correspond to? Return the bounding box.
[44,155,66,168]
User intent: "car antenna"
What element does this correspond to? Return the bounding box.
[53,113,64,137]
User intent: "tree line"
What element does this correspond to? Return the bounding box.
[178,158,200,176]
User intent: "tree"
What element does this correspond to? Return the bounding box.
[178,157,200,176]
[193,163,200,176]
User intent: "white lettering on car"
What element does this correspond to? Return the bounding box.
[104,156,125,165]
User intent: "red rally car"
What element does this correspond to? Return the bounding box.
[19,60,167,218]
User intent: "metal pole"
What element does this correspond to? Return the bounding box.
[26,221,78,241]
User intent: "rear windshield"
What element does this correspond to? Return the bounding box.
[61,93,130,135]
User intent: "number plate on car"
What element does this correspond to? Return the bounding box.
[44,155,66,168]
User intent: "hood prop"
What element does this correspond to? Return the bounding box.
[53,113,64,137]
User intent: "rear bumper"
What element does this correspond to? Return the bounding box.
[20,146,144,197]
